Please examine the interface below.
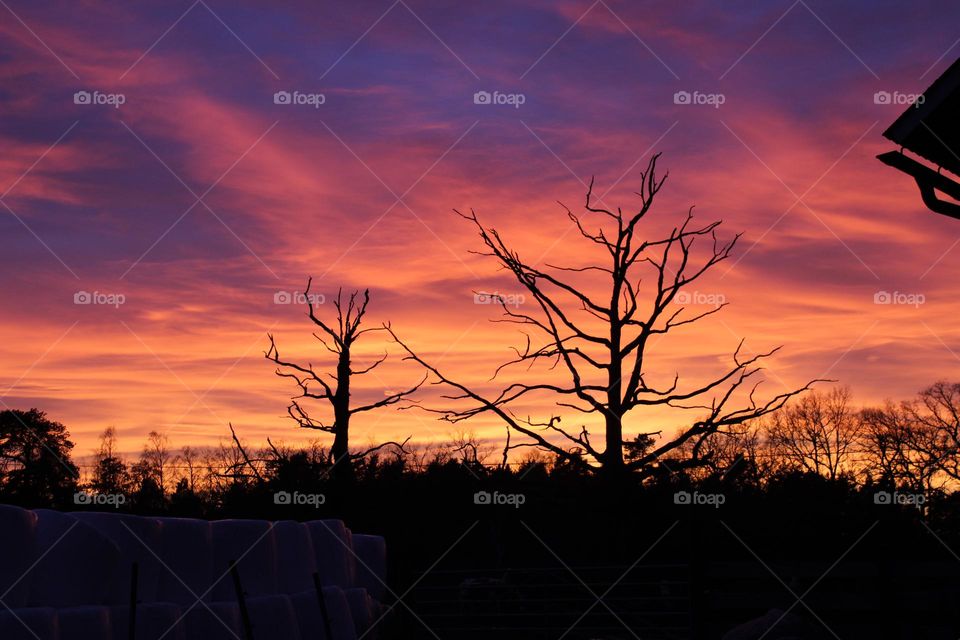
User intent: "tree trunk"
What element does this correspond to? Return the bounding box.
[331,346,351,466]
[604,411,625,471]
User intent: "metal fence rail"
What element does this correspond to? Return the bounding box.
[405,563,692,640]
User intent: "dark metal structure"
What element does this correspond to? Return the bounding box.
[878,57,960,218]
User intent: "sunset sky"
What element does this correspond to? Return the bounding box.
[3,0,960,461]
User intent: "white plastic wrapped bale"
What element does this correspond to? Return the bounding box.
[29,510,121,607]
[0,505,37,608]
[367,599,386,633]
[344,588,375,637]
[72,512,163,604]
[247,594,302,640]
[209,520,278,601]
[58,605,112,640]
[305,520,354,590]
[290,586,357,640]
[350,534,387,601]
[183,601,242,640]
[109,602,186,640]
[274,520,318,595]
[721,608,817,639]
[0,607,58,640]
[155,517,214,605]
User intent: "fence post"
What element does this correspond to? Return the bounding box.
[312,572,335,640]
[687,517,706,640]
[128,562,139,640]
[230,562,255,640]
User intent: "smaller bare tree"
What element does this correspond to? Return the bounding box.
[266,279,424,473]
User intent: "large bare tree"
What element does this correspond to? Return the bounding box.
[267,279,423,472]
[391,154,814,477]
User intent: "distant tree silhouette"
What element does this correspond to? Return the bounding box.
[860,382,960,490]
[623,433,656,464]
[129,469,164,510]
[0,408,78,504]
[90,427,133,496]
[175,445,202,492]
[391,154,813,477]
[267,280,424,474]
[449,430,496,470]
[143,430,171,492]
[865,407,942,492]
[169,477,203,516]
[906,381,960,483]
[764,386,863,481]
[675,420,775,485]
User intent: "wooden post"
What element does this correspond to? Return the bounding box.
[688,517,706,640]
[128,562,139,640]
[230,562,255,640]
[312,572,335,640]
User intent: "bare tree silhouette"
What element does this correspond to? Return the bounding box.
[862,401,941,492]
[90,427,132,496]
[140,430,171,493]
[267,279,424,472]
[901,381,960,485]
[765,386,862,481]
[391,154,815,477]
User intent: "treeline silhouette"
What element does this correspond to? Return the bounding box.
[3,383,959,510]
[3,384,960,636]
